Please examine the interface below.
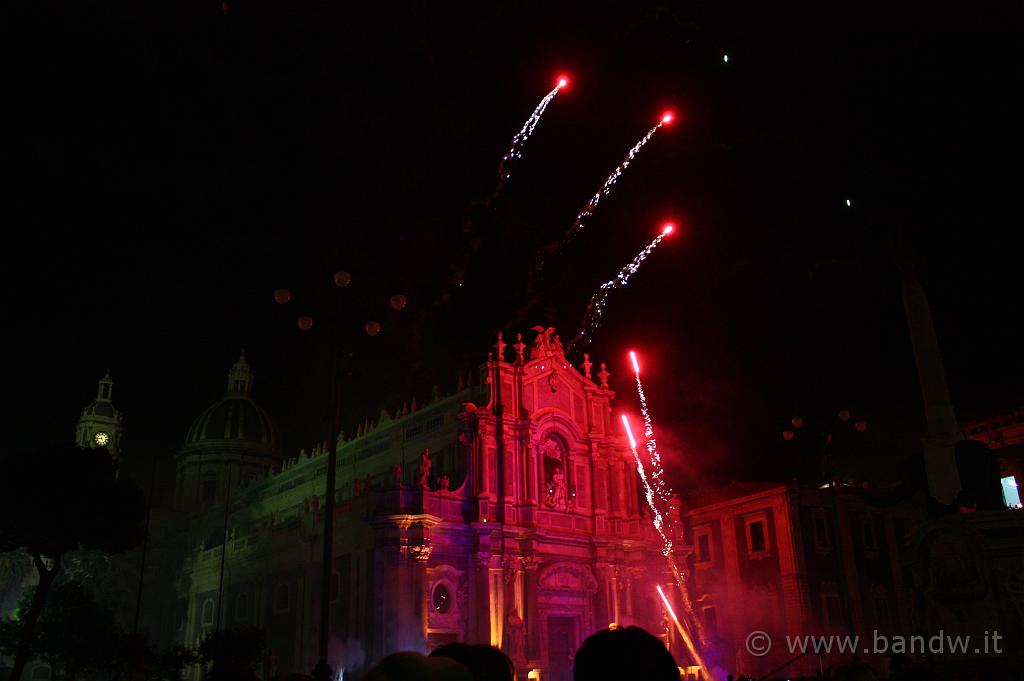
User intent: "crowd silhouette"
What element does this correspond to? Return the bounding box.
[364,626,686,681]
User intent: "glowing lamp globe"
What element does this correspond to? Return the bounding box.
[791,417,804,429]
[333,271,352,288]
[297,316,314,332]
[783,430,795,441]
[389,294,407,311]
[365,321,381,337]
[273,288,291,305]
[838,409,851,422]
[854,420,868,432]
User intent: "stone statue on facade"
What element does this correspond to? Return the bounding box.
[419,448,432,489]
[505,608,526,667]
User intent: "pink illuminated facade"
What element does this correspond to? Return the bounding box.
[172,330,675,681]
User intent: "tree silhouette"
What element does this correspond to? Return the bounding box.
[198,628,267,681]
[0,445,146,681]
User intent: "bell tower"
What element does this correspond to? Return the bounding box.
[76,371,125,461]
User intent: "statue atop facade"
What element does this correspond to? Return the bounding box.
[529,326,557,359]
[419,448,432,489]
[437,474,451,492]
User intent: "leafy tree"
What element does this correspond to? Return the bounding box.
[0,445,146,681]
[0,582,198,681]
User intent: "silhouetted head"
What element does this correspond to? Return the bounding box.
[364,652,472,681]
[573,626,679,681]
[430,643,514,681]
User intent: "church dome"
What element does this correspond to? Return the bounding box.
[182,350,281,456]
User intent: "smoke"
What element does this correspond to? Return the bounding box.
[329,637,366,675]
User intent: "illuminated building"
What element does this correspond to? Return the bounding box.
[167,331,672,681]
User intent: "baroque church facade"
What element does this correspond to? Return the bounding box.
[151,330,673,681]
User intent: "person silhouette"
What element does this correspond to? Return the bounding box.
[573,626,679,681]
[430,643,514,681]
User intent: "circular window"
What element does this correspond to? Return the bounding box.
[432,583,452,614]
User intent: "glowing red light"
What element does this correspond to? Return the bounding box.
[620,414,638,450]
[556,74,570,88]
[629,351,640,375]
[661,112,674,124]
[661,223,675,236]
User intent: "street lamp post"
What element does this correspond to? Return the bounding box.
[277,280,352,681]
[312,349,342,681]
[784,410,867,643]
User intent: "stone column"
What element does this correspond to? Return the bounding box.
[523,556,542,662]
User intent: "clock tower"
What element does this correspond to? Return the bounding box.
[76,371,125,461]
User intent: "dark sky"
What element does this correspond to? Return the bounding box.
[7,1,1022,492]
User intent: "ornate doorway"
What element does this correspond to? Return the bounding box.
[546,615,576,681]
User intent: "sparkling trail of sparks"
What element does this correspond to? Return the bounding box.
[535,113,673,273]
[623,413,712,675]
[631,351,671,511]
[657,585,712,679]
[566,225,673,353]
[621,414,672,554]
[629,363,710,654]
[495,80,567,194]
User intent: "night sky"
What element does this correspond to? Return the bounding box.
[7,1,1022,496]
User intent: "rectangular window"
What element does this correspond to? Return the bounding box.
[1002,476,1021,508]
[702,606,717,632]
[745,514,770,556]
[694,527,713,564]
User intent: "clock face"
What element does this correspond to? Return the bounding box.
[93,431,111,446]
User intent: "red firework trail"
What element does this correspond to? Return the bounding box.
[566,223,674,354]
[535,111,675,272]
[494,75,569,196]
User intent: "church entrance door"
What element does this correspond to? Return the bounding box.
[546,615,576,681]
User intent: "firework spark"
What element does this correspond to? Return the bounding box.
[623,413,712,671]
[535,111,674,272]
[566,223,674,353]
[630,350,671,510]
[495,75,569,195]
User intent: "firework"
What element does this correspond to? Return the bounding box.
[630,350,671,510]
[536,111,674,271]
[621,414,671,553]
[566,223,674,353]
[657,585,711,678]
[623,413,712,671]
[495,75,569,195]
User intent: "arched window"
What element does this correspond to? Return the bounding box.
[200,598,215,625]
[274,582,290,613]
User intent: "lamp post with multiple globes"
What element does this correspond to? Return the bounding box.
[782,409,867,642]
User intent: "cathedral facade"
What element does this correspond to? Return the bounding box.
[165,330,672,681]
